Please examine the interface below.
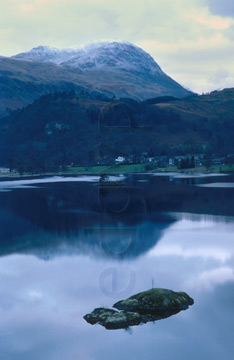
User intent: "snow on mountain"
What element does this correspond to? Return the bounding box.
[12,45,77,65]
[61,42,163,74]
[12,42,163,74]
[0,41,191,116]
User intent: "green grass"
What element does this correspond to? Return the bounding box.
[152,166,178,173]
[210,164,234,172]
[67,163,148,174]
[3,163,234,178]
[67,165,110,173]
[65,163,234,175]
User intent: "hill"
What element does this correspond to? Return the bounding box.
[0,88,234,172]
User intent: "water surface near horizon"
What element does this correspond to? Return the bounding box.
[0,173,233,360]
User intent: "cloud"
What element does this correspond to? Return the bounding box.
[0,0,234,93]
[189,8,233,29]
[139,32,234,92]
[206,0,234,17]
[209,68,232,87]
[187,267,234,291]
[148,244,232,263]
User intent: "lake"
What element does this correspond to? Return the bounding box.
[0,173,233,360]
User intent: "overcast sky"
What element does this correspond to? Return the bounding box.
[1,0,234,93]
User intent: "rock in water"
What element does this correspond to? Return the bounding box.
[83,288,194,330]
[113,288,194,317]
[84,308,119,325]
[83,308,141,330]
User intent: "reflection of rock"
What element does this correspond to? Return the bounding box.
[84,308,142,330]
[84,288,194,330]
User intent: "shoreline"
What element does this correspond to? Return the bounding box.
[1,165,234,180]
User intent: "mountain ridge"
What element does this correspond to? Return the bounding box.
[0,42,191,117]
[12,42,163,73]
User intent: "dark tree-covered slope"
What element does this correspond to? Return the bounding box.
[0,88,234,172]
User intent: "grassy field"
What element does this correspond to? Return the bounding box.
[67,164,148,174]
[66,163,234,174]
[1,163,234,178]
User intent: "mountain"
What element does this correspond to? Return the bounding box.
[0,88,234,172]
[0,42,191,117]
[12,42,163,73]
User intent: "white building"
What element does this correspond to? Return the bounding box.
[0,167,10,173]
[115,156,125,164]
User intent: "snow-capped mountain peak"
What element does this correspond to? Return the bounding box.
[62,42,162,73]
[1,41,191,117]
[12,41,162,74]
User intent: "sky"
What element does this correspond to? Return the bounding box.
[0,0,234,93]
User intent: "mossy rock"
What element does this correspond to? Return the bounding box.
[104,311,141,330]
[113,288,194,315]
[84,288,194,330]
[83,308,118,325]
[84,307,141,329]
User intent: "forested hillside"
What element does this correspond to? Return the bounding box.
[1,89,234,173]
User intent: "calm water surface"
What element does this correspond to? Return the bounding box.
[0,173,233,360]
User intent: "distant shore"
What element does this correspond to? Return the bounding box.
[1,163,234,179]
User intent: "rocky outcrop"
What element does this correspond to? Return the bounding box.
[84,308,142,330]
[84,288,194,330]
[114,288,194,315]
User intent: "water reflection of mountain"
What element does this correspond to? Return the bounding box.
[0,174,234,260]
[0,208,172,260]
[0,180,174,260]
